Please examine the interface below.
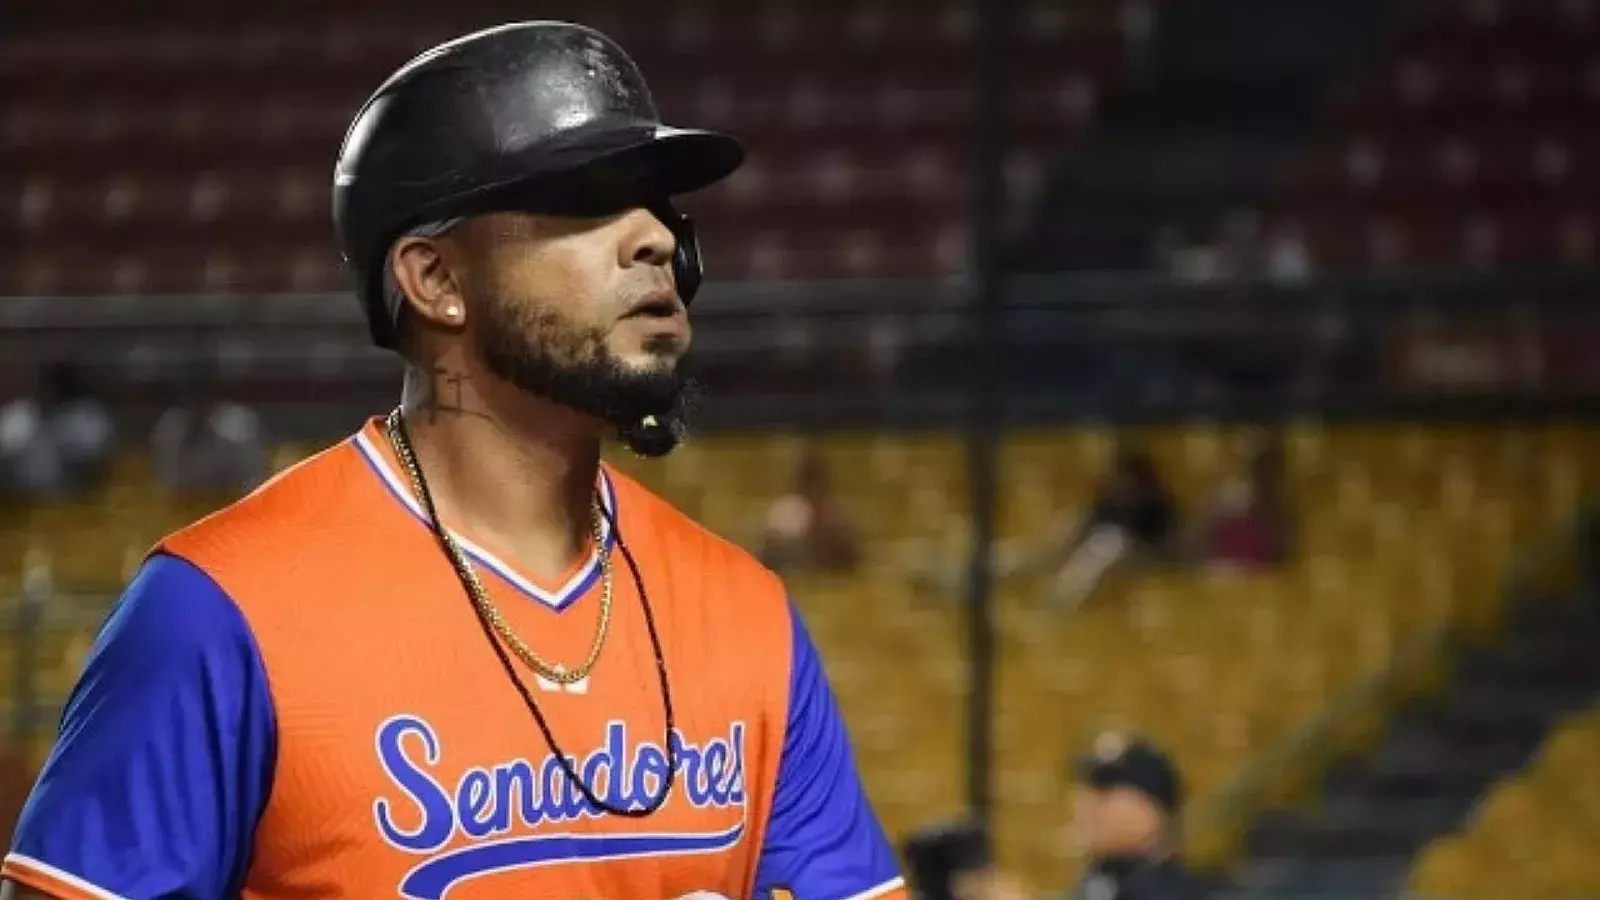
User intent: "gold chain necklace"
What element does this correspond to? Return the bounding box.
[384,409,612,685]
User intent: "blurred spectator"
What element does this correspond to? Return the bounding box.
[1157,229,1230,284]
[759,446,861,574]
[1157,212,1260,284]
[1158,212,1313,286]
[1198,438,1290,570]
[1045,448,1179,608]
[151,370,268,498]
[0,362,115,497]
[0,391,50,497]
[902,820,1028,900]
[1215,209,1264,278]
[1263,224,1314,284]
[1150,226,1187,274]
[1068,732,1207,900]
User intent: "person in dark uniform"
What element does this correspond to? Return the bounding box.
[1067,732,1209,900]
[902,821,1027,900]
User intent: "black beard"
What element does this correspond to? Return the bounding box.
[473,300,696,458]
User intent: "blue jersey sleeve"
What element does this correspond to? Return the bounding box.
[753,603,904,900]
[4,553,276,899]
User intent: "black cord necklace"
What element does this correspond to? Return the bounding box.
[386,409,677,817]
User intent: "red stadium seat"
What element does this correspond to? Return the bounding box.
[1272,0,1600,271]
[4,0,1137,293]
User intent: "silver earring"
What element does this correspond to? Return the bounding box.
[445,305,461,318]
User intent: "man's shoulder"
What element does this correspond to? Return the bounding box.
[159,434,371,571]
[606,464,782,594]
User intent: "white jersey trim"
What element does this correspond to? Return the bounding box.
[839,875,907,900]
[353,429,616,612]
[3,853,133,900]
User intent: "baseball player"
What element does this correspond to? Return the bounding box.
[3,22,905,900]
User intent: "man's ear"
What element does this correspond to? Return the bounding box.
[390,235,467,333]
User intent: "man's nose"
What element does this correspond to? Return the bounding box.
[620,207,675,269]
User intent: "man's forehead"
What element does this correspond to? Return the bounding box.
[463,210,544,239]
[1102,784,1161,808]
[470,208,632,244]
[433,212,556,261]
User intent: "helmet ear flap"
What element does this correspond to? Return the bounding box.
[654,202,704,304]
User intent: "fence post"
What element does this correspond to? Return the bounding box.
[964,0,1014,827]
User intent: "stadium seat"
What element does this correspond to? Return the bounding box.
[1,0,1143,291]
[1,415,1594,892]
[983,423,1597,887]
[1274,0,1600,269]
[1409,703,1600,892]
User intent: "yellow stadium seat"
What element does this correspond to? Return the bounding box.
[1408,835,1477,897]
[1,423,1594,893]
[1415,709,1600,896]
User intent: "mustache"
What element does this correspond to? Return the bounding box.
[641,332,685,355]
[618,279,684,317]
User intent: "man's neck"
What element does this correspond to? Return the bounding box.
[395,361,603,582]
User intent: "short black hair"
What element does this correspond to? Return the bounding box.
[391,305,420,364]
[383,217,467,364]
[901,821,990,900]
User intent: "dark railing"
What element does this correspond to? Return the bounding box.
[1,271,1597,434]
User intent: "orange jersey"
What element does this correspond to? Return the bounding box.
[5,419,906,900]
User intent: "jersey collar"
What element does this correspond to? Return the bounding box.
[351,418,618,612]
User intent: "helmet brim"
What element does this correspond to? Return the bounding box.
[552,123,746,196]
[403,122,744,223]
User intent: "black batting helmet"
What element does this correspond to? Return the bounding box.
[333,21,745,349]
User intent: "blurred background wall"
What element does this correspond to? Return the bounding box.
[4,0,1600,897]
